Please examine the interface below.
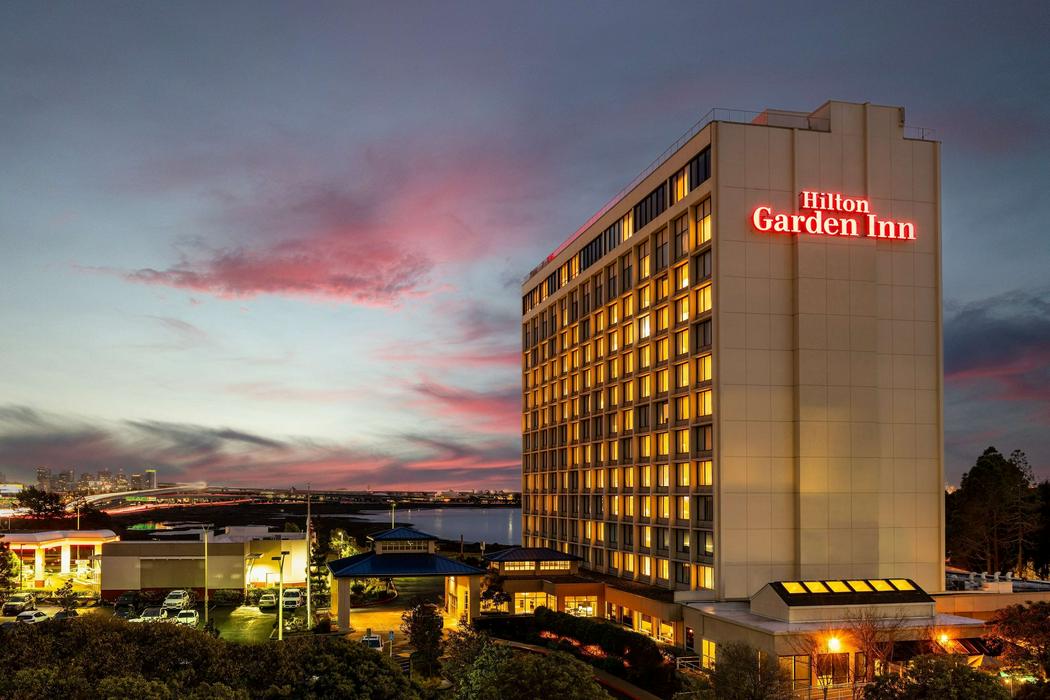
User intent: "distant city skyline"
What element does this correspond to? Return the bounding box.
[1,2,1048,489]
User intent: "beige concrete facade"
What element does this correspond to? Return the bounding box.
[520,100,943,618]
[713,102,943,598]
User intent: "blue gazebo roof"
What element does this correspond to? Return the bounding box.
[367,527,438,542]
[327,551,485,578]
[484,547,581,563]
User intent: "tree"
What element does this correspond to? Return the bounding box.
[707,641,792,700]
[479,572,512,612]
[946,447,1036,575]
[0,614,419,699]
[989,600,1050,681]
[862,654,1008,699]
[0,536,19,598]
[1031,481,1050,579]
[442,616,490,682]
[55,579,79,614]
[400,603,444,675]
[844,610,907,683]
[454,645,610,700]
[16,486,65,518]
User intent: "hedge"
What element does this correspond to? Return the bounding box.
[474,606,678,697]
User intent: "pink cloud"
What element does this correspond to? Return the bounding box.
[104,135,550,307]
[410,380,520,435]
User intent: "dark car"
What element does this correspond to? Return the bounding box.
[53,610,80,621]
[114,606,139,620]
[2,593,35,616]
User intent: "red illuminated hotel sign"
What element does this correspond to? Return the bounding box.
[751,191,915,240]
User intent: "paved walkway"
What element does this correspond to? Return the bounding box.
[495,639,663,700]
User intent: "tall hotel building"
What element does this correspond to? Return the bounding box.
[519,101,952,655]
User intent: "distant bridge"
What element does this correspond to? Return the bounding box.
[72,482,209,510]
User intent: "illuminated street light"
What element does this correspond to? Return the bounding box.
[826,636,842,653]
[272,550,290,641]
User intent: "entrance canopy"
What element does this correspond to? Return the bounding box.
[328,551,484,578]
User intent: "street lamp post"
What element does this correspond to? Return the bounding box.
[273,550,290,641]
[305,485,312,631]
[202,525,211,625]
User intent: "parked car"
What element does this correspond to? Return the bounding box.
[361,633,383,652]
[281,589,304,609]
[53,610,80,621]
[130,607,173,624]
[174,609,200,627]
[114,606,139,620]
[258,593,277,609]
[15,610,49,624]
[162,590,192,610]
[2,593,35,616]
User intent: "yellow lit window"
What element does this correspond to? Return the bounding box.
[659,496,670,518]
[624,553,635,573]
[624,467,635,488]
[639,345,651,368]
[696,200,711,245]
[869,580,893,592]
[696,283,712,313]
[597,522,605,541]
[623,409,634,430]
[639,314,651,339]
[659,464,669,487]
[675,329,689,356]
[624,351,634,373]
[674,264,689,291]
[657,338,669,361]
[642,525,652,547]
[640,375,652,398]
[658,432,670,456]
[678,496,690,520]
[641,465,651,487]
[641,555,651,576]
[623,295,634,317]
[657,306,669,332]
[802,581,830,593]
[642,497,652,518]
[701,639,716,669]
[676,395,690,421]
[611,495,619,516]
[658,559,669,580]
[698,564,714,590]
[639,286,651,309]
[697,354,712,382]
[625,496,634,517]
[623,381,633,401]
[675,297,689,323]
[639,435,651,458]
[783,581,806,594]
[656,369,669,392]
[697,389,712,416]
[676,462,690,487]
[827,581,850,593]
[676,362,690,388]
[675,428,689,454]
[890,579,915,591]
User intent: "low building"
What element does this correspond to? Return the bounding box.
[327,527,485,630]
[100,526,307,601]
[1,529,119,587]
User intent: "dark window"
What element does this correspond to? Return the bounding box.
[634,182,667,231]
[687,148,711,191]
[694,320,712,350]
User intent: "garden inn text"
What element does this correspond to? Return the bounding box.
[751,190,916,240]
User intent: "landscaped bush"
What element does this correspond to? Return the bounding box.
[209,589,245,607]
[0,614,418,699]
[474,606,677,697]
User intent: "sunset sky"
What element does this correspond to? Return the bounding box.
[1,1,1047,490]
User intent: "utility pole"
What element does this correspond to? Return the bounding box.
[273,551,289,641]
[203,525,210,625]
[305,484,312,630]
[390,501,395,529]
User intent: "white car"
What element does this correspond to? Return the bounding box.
[130,607,172,623]
[258,593,277,609]
[281,589,303,609]
[174,610,200,627]
[15,610,49,624]
[162,590,192,610]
